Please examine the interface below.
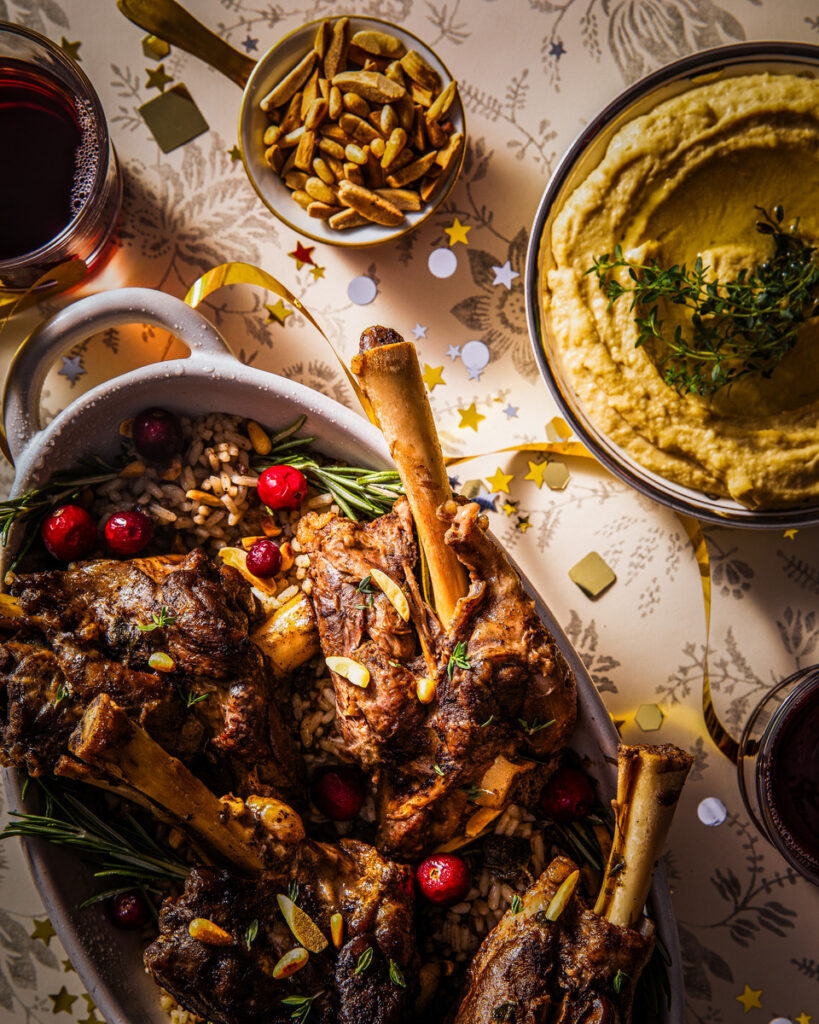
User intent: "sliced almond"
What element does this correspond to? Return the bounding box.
[332,70,406,104]
[325,655,370,688]
[328,84,343,120]
[304,98,328,132]
[369,567,410,621]
[149,651,176,674]
[313,18,331,59]
[260,50,318,111]
[323,16,349,80]
[337,180,404,227]
[307,201,338,219]
[119,459,146,479]
[545,869,580,921]
[427,79,457,123]
[341,92,371,118]
[399,48,441,93]
[189,918,233,946]
[351,29,406,59]
[271,947,309,979]
[294,129,316,171]
[276,894,329,953]
[339,112,381,144]
[328,208,369,230]
[376,188,421,212]
[304,176,337,205]
[465,807,503,837]
[385,150,437,187]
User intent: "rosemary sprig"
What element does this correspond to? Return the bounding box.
[0,457,122,570]
[587,205,819,396]
[253,415,403,521]
[0,780,188,903]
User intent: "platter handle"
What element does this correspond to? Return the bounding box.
[116,0,255,88]
[2,287,233,463]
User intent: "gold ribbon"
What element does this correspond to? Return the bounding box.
[180,260,740,761]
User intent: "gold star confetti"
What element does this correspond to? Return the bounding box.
[146,64,174,92]
[49,987,78,1015]
[611,717,626,736]
[61,958,75,973]
[444,217,471,246]
[795,1014,812,1024]
[568,551,616,599]
[486,466,514,494]
[422,364,445,391]
[783,528,798,539]
[502,501,518,516]
[310,265,326,280]
[142,34,170,60]
[265,299,293,326]
[545,416,572,442]
[31,919,56,945]
[735,985,763,1013]
[516,516,531,532]
[82,994,97,1012]
[60,38,81,61]
[634,704,664,732]
[289,241,315,268]
[458,403,485,431]
[227,144,242,161]
[524,460,548,488]
[78,1013,101,1024]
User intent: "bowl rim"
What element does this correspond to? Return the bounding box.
[525,40,819,529]
[237,14,466,249]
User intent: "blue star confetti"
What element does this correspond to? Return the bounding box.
[549,39,566,59]
[58,354,85,384]
[503,404,519,419]
[242,36,258,53]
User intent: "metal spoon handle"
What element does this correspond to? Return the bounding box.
[116,0,255,88]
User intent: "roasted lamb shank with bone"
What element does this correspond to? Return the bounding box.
[0,548,311,800]
[452,744,693,1024]
[297,327,576,857]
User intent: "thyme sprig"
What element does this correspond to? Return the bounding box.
[281,992,323,1022]
[137,606,176,632]
[0,780,188,905]
[253,416,403,521]
[588,205,819,395]
[447,640,471,679]
[0,457,122,570]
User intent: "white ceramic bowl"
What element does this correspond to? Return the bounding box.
[2,289,683,1023]
[525,41,819,529]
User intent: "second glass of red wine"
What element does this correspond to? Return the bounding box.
[0,21,122,290]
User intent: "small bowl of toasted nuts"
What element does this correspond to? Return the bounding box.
[238,16,466,246]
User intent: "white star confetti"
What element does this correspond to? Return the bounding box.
[491,260,519,289]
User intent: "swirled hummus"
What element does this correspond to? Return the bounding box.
[545,73,819,508]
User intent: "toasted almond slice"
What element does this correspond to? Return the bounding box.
[247,420,271,454]
[375,188,421,212]
[328,208,369,230]
[370,136,386,159]
[341,92,370,118]
[323,16,350,81]
[328,84,343,120]
[380,126,407,170]
[312,156,336,184]
[427,79,457,123]
[284,170,309,191]
[385,150,437,187]
[272,947,309,979]
[276,894,329,953]
[399,48,441,93]
[419,167,443,203]
[332,70,406,104]
[119,417,134,438]
[264,144,283,172]
[325,655,370,688]
[186,488,221,507]
[330,912,344,949]
[260,50,318,111]
[307,201,338,219]
[313,18,331,58]
[343,162,365,186]
[416,676,437,703]
[435,130,463,169]
[465,807,503,837]
[305,176,337,204]
[279,92,304,134]
[0,593,22,619]
[351,29,406,59]
[318,137,346,161]
[545,869,580,921]
[294,129,316,171]
[369,567,410,621]
[291,189,312,210]
[384,60,406,85]
[339,112,381,144]
[189,918,233,946]
[337,180,404,227]
[304,98,328,132]
[240,535,266,550]
[300,70,320,118]
[119,459,146,479]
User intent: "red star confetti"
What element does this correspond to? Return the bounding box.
[289,241,315,268]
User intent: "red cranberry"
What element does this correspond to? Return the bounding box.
[104,510,155,556]
[108,891,150,929]
[539,766,596,822]
[416,854,471,906]
[132,408,183,462]
[312,765,366,821]
[246,538,282,578]
[257,465,308,510]
[41,505,96,561]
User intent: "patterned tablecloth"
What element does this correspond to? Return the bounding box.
[1,0,818,1021]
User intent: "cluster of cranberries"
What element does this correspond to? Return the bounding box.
[39,408,308,578]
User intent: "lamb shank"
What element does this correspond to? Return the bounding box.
[0,548,307,800]
[297,327,576,857]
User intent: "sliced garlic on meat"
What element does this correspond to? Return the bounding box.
[148,651,176,673]
[325,656,370,688]
[464,807,503,837]
[276,894,329,953]
[188,917,234,945]
[330,912,344,948]
[544,869,580,921]
[416,676,437,703]
[369,567,410,621]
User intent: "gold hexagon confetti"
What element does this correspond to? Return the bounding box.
[544,461,571,490]
[568,551,616,599]
[546,416,572,442]
[634,703,664,732]
[143,34,170,60]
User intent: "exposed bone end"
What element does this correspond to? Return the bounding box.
[358,324,406,352]
[595,743,694,928]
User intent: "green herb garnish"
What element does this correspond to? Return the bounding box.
[245,919,259,950]
[517,717,555,736]
[355,946,373,974]
[588,205,819,395]
[137,606,176,633]
[613,968,630,994]
[480,715,494,728]
[288,880,300,903]
[281,992,323,1022]
[356,574,375,606]
[388,959,406,988]
[55,683,68,704]
[254,416,403,521]
[462,784,492,801]
[185,691,209,708]
[510,894,523,915]
[433,763,445,777]
[447,640,471,679]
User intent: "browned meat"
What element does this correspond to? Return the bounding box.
[297,498,576,858]
[452,856,654,1024]
[144,837,415,1024]
[0,549,303,798]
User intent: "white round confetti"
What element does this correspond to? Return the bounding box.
[461,339,490,372]
[428,247,457,278]
[697,796,727,826]
[768,1018,793,1024]
[347,275,377,305]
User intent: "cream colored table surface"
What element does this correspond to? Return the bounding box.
[1,1,818,1022]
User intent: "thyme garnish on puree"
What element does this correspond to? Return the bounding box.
[588,205,819,396]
